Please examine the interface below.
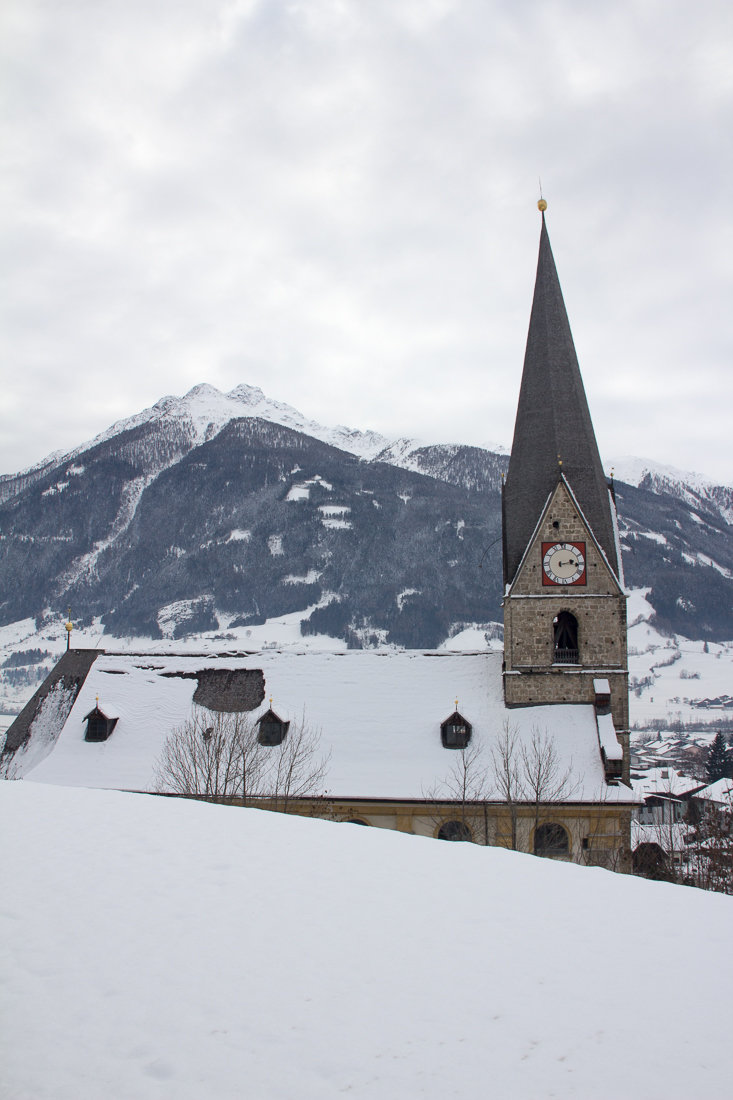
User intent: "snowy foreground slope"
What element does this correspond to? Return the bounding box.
[2,784,731,1100]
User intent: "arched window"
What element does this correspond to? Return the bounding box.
[553,611,579,664]
[438,820,472,842]
[534,823,570,858]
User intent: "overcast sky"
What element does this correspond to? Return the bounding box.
[2,0,732,483]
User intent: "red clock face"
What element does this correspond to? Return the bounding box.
[542,542,586,586]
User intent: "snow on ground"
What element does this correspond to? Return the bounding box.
[626,590,733,727]
[318,505,352,530]
[285,475,334,501]
[1,781,730,1100]
[282,570,322,585]
[320,516,352,529]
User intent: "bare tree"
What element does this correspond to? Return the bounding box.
[266,711,331,813]
[684,786,733,894]
[489,720,522,850]
[427,724,578,852]
[154,707,262,801]
[485,723,577,857]
[424,740,493,844]
[519,726,576,850]
[155,706,329,811]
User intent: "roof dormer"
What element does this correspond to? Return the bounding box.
[83,704,119,742]
[257,708,290,746]
[440,710,472,750]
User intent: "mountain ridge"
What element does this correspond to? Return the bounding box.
[0,383,731,657]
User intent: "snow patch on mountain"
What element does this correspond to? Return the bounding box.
[286,475,334,501]
[53,475,152,594]
[226,528,251,543]
[283,570,322,585]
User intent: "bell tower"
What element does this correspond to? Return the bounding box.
[502,203,629,765]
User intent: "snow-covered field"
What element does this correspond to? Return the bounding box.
[625,590,733,728]
[2,782,730,1100]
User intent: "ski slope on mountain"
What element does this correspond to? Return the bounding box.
[2,782,731,1100]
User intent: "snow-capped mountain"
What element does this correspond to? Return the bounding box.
[609,456,733,526]
[0,384,731,710]
[0,383,395,506]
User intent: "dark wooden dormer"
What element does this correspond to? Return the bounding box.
[257,708,290,746]
[83,706,118,742]
[440,711,472,750]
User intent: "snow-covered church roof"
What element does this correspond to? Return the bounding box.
[11,648,634,803]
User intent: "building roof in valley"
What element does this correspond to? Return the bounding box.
[14,648,634,802]
[503,214,619,584]
[692,777,733,804]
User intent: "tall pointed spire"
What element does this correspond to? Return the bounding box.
[503,208,619,584]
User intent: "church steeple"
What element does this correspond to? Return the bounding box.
[503,208,619,585]
[501,204,629,764]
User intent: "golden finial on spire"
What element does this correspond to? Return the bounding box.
[557,453,563,468]
[455,698,459,710]
[538,198,547,212]
[65,606,73,651]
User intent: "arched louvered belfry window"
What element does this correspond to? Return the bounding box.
[553,611,579,664]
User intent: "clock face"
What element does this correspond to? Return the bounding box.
[542,541,586,586]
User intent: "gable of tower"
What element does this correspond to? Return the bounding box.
[503,473,629,737]
[509,477,624,598]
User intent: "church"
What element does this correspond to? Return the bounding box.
[3,203,636,866]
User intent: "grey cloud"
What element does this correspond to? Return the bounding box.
[2,0,732,482]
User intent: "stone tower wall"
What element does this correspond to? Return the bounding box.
[503,480,629,732]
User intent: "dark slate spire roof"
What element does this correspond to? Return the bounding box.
[503,213,619,584]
